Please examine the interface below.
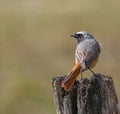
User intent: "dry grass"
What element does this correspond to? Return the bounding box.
[0,0,120,114]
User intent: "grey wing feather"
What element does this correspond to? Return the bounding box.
[75,39,100,70]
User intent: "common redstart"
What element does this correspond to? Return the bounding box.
[61,31,101,91]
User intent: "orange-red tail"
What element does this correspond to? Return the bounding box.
[61,64,81,91]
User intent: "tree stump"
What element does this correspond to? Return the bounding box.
[52,74,120,114]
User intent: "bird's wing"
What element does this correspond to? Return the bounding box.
[75,40,100,69]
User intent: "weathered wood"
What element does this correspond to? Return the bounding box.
[52,74,120,114]
[77,74,120,114]
[52,76,78,114]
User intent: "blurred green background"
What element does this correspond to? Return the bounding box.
[0,0,120,114]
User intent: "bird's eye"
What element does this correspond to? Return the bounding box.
[77,34,82,37]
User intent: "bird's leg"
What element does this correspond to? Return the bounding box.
[80,68,83,79]
[87,67,95,75]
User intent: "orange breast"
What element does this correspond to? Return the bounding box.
[75,56,99,69]
[89,58,98,68]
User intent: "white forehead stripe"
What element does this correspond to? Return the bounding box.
[76,31,87,34]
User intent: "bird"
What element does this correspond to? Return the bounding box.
[61,31,101,91]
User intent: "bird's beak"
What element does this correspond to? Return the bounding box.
[70,34,76,38]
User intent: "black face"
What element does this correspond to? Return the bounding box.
[70,31,94,43]
[70,32,88,43]
[75,33,83,38]
[70,33,83,38]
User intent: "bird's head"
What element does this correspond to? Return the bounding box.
[70,31,94,43]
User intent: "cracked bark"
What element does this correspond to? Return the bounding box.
[52,74,120,114]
